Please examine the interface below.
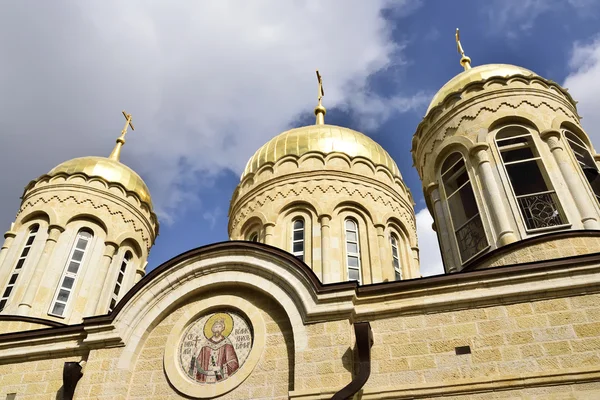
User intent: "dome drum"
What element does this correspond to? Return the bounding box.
[230,123,420,284]
[413,62,600,273]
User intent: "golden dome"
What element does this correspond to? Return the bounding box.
[46,156,152,207]
[427,64,537,114]
[242,124,401,180]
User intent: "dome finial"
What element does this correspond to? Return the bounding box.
[109,110,135,162]
[455,28,472,71]
[314,70,326,125]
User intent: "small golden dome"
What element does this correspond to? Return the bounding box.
[242,124,401,180]
[46,156,152,207]
[427,64,537,114]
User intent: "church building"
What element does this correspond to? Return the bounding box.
[0,31,600,399]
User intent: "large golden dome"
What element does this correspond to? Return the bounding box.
[46,156,152,207]
[427,64,537,114]
[242,124,401,180]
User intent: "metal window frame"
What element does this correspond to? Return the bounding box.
[344,219,362,284]
[109,251,132,313]
[0,224,39,312]
[495,128,568,233]
[439,153,489,264]
[390,234,402,280]
[48,230,93,318]
[291,218,305,261]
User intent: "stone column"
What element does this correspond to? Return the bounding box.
[469,144,518,246]
[542,130,600,229]
[88,242,118,315]
[426,183,460,273]
[263,223,275,246]
[0,225,17,271]
[18,225,64,314]
[135,262,147,284]
[319,215,331,283]
[375,224,393,282]
[410,246,420,278]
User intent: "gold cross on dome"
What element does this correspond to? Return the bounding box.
[316,70,324,104]
[109,110,135,161]
[120,110,135,139]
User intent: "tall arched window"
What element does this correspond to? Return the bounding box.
[291,218,305,261]
[49,229,93,317]
[109,251,132,313]
[390,234,402,280]
[344,219,361,283]
[441,153,488,263]
[564,131,600,204]
[0,224,39,312]
[248,232,259,242]
[496,127,565,230]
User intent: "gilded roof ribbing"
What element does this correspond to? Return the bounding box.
[242,124,401,180]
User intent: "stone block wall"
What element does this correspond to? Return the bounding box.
[367,293,600,397]
[0,355,82,400]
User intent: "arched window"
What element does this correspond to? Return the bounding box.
[291,218,305,261]
[564,131,600,204]
[248,232,259,242]
[496,127,565,230]
[0,224,39,312]
[344,219,361,283]
[109,251,132,313]
[390,234,401,280]
[49,229,93,317]
[441,153,488,263]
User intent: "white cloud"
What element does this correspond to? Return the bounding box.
[0,1,424,227]
[564,38,600,147]
[415,208,444,277]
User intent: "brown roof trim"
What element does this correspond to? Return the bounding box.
[84,241,358,325]
[358,249,600,295]
[462,229,600,272]
[0,314,67,328]
[0,323,84,342]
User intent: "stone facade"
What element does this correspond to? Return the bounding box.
[0,243,599,399]
[1,54,600,399]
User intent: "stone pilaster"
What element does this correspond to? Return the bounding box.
[542,129,600,229]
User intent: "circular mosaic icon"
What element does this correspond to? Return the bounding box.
[178,311,253,384]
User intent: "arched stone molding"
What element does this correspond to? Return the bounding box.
[16,209,55,230]
[238,215,266,242]
[113,232,144,259]
[276,202,319,269]
[66,214,109,237]
[558,120,596,152]
[386,217,418,279]
[99,244,356,373]
[382,212,417,246]
[487,115,543,134]
[16,193,154,251]
[425,136,473,186]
